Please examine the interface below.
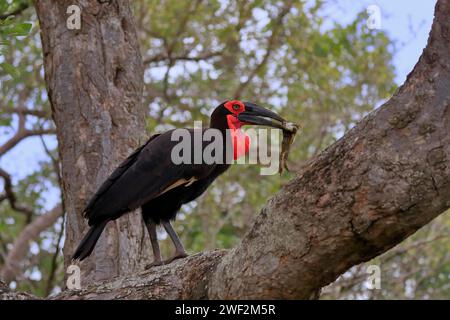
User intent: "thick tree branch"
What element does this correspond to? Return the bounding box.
[0,279,36,300]
[209,0,450,298]
[46,0,450,300]
[55,251,227,300]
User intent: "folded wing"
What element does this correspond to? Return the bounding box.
[83,132,192,226]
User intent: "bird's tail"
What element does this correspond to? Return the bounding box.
[72,220,109,261]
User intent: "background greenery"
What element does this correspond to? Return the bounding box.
[0,0,448,298]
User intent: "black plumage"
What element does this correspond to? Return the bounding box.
[72,100,286,266]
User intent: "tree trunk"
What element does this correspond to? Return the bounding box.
[34,0,151,286]
[21,0,450,299]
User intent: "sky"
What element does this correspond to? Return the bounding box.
[0,0,438,211]
[324,0,436,84]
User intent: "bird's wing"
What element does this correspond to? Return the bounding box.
[83,133,160,217]
[83,130,214,225]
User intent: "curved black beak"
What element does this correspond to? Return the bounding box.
[238,102,286,130]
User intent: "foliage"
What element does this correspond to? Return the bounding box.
[0,0,447,299]
[0,0,61,296]
[136,0,397,256]
[322,212,450,299]
[0,0,32,78]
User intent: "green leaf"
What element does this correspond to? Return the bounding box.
[0,1,9,15]
[0,115,12,126]
[6,22,32,36]
[0,62,19,77]
[0,38,11,45]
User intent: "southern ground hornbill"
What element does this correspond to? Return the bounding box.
[72,100,292,267]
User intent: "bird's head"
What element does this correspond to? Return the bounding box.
[210,100,286,130]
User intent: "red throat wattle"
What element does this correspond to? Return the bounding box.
[227,114,250,160]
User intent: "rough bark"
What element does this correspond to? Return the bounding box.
[0,280,37,300]
[49,0,450,300]
[55,251,228,300]
[9,0,445,300]
[1,205,62,283]
[34,0,151,286]
[208,0,450,298]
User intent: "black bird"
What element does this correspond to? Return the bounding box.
[72,100,287,267]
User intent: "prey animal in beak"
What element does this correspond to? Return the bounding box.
[237,102,299,174]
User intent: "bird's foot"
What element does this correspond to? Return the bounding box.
[145,260,164,269]
[163,252,188,265]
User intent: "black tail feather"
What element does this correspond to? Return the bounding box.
[72,220,108,261]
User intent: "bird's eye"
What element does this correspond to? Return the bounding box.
[232,104,241,111]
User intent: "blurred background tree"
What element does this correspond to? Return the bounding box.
[0,0,448,298]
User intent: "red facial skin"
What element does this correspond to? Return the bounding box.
[224,100,250,160]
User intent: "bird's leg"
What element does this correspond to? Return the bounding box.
[145,221,163,269]
[162,221,188,264]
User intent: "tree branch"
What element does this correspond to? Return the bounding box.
[143,51,221,65]
[39,0,450,301]
[1,204,62,284]
[0,93,54,157]
[44,211,65,296]
[2,107,51,119]
[37,131,65,296]
[0,168,34,222]
[209,0,450,298]
[0,279,37,300]
[0,2,29,20]
[0,127,56,157]
[233,2,292,99]
[1,0,442,301]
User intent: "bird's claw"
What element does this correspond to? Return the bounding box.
[145,260,164,269]
[163,252,188,265]
[145,252,187,269]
